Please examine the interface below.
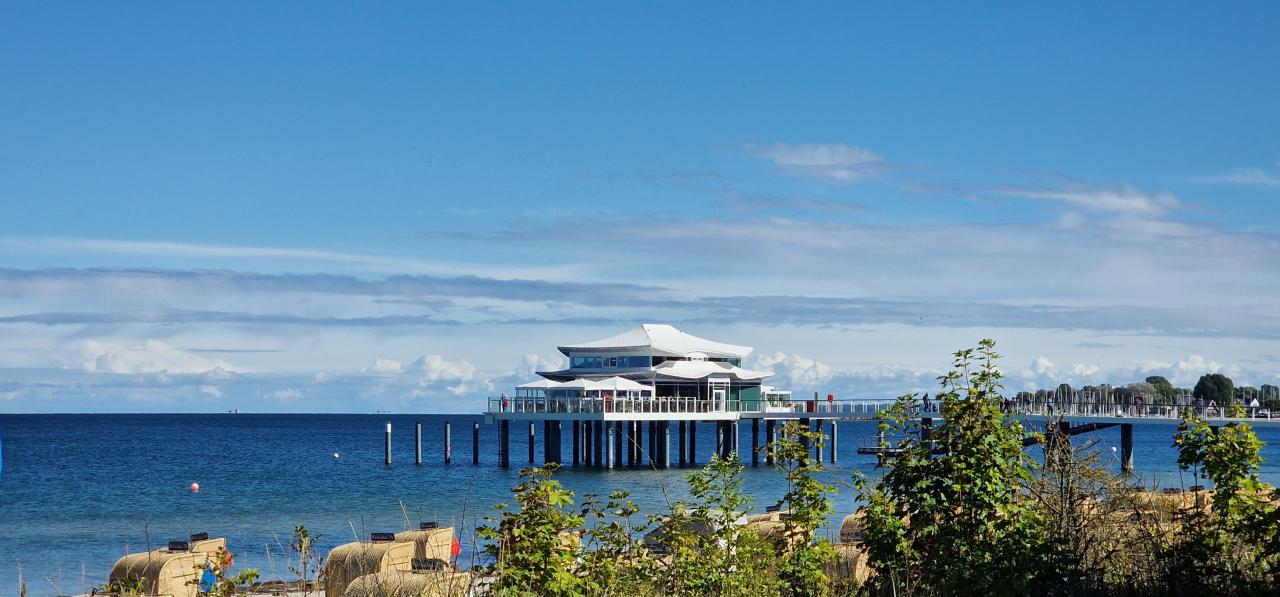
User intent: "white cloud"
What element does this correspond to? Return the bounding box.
[0,236,584,280]
[1000,184,1180,216]
[368,358,403,373]
[80,340,236,374]
[747,142,885,183]
[751,351,833,387]
[1193,165,1280,188]
[199,385,223,398]
[267,388,303,401]
[408,354,491,396]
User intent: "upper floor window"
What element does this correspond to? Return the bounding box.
[571,355,652,368]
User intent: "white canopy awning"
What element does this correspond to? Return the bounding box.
[516,379,565,390]
[587,376,651,392]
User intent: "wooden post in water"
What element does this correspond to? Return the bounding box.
[472,422,480,465]
[385,421,392,466]
[1120,423,1134,473]
[415,421,423,466]
[443,422,451,465]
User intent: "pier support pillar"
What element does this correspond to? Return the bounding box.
[637,421,645,464]
[650,420,660,466]
[543,420,553,465]
[830,421,838,464]
[499,420,510,468]
[572,420,581,466]
[799,418,811,464]
[921,417,933,447]
[815,420,823,464]
[614,422,624,468]
[624,422,635,466]
[678,421,687,466]
[751,419,760,466]
[731,420,740,459]
[606,422,616,469]
[593,421,604,468]
[661,421,671,468]
[715,421,725,459]
[765,419,776,466]
[473,422,480,465]
[1120,423,1134,474]
[688,421,698,466]
[528,422,536,464]
[525,422,534,464]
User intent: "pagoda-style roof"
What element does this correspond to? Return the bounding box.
[556,324,752,359]
[535,360,772,383]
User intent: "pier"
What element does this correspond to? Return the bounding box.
[464,323,1277,472]
[484,394,1278,472]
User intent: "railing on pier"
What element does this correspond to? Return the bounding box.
[488,396,1275,422]
[488,396,743,415]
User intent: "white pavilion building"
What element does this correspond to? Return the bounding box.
[512,324,789,412]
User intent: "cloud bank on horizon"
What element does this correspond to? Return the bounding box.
[0,4,1277,412]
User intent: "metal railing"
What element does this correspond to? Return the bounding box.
[488,396,742,415]
[487,396,1275,422]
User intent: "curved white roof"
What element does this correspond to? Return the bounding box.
[652,360,772,381]
[557,324,752,359]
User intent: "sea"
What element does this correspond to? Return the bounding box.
[2,413,1279,596]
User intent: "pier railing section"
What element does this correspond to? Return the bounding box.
[488,396,1274,421]
[489,396,742,414]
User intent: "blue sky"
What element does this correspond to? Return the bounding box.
[1,3,1278,412]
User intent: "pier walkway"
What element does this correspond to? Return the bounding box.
[482,396,1277,472]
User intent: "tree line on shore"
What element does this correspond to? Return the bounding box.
[1017,372,1280,410]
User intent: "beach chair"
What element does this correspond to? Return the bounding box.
[324,533,417,597]
[107,534,222,597]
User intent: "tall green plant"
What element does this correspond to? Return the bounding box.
[478,464,586,596]
[1167,412,1280,592]
[770,422,836,596]
[856,339,1043,595]
[655,454,780,596]
[578,490,656,594]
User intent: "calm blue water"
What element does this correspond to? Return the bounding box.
[1,414,1278,596]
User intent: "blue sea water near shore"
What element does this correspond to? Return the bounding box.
[2,413,1279,595]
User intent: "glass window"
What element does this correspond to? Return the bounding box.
[572,356,603,369]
